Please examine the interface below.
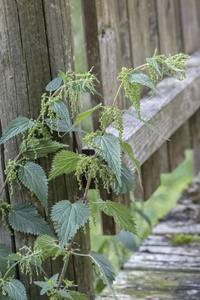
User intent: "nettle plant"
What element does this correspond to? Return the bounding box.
[0,51,190,300]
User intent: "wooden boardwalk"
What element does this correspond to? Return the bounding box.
[99,177,200,300]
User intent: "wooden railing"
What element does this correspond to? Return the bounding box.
[82,0,200,237]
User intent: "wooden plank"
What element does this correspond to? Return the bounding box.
[128,0,158,67]
[99,270,200,299]
[106,51,200,174]
[159,142,170,173]
[82,0,125,131]
[156,0,180,55]
[180,0,200,54]
[0,0,94,298]
[141,149,161,200]
[190,108,200,147]
[167,125,186,172]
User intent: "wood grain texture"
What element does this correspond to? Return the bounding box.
[106,51,200,174]
[0,1,93,298]
[156,0,180,55]
[141,149,161,200]
[180,0,200,54]
[167,125,186,172]
[82,0,125,131]
[128,0,157,67]
[98,177,200,299]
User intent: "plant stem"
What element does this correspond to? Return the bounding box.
[57,255,70,290]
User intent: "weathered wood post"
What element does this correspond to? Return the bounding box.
[0,1,93,298]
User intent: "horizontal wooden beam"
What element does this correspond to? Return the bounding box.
[106,50,200,173]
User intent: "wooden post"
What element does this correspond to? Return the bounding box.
[0,1,93,298]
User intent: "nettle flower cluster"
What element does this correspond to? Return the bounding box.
[0,51,190,299]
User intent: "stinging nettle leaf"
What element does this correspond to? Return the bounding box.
[8,202,53,237]
[111,163,135,195]
[146,57,161,75]
[49,150,80,181]
[18,162,48,214]
[93,133,122,186]
[34,235,59,260]
[0,117,34,145]
[45,76,63,91]
[96,199,137,235]
[128,71,155,90]
[120,141,141,185]
[4,279,27,300]
[90,251,115,287]
[23,139,68,159]
[50,100,71,130]
[51,200,90,252]
[68,103,102,132]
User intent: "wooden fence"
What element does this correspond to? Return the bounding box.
[0,1,200,299]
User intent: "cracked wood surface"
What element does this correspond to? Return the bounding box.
[99,178,200,299]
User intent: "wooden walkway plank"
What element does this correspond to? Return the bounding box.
[98,177,200,299]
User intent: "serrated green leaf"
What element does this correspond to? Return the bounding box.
[8,202,53,237]
[57,290,73,299]
[49,151,80,181]
[4,279,27,300]
[111,164,135,194]
[51,200,90,252]
[23,139,68,159]
[46,76,63,91]
[68,103,102,132]
[96,199,137,234]
[50,101,71,129]
[34,235,59,260]
[0,117,34,145]
[124,109,170,141]
[120,141,141,185]
[146,57,161,75]
[69,291,88,300]
[34,274,58,295]
[90,251,115,287]
[128,71,155,90]
[18,162,48,214]
[0,244,15,277]
[45,118,87,133]
[93,133,122,186]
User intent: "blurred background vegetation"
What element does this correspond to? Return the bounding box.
[71,2,194,296]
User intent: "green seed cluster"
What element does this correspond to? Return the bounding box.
[154,52,190,81]
[99,106,124,139]
[118,67,141,117]
[75,155,113,192]
[0,199,12,234]
[16,246,42,284]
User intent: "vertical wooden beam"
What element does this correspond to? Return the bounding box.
[142,150,161,201]
[167,125,187,172]
[180,0,200,54]
[156,0,180,55]
[159,142,170,174]
[190,108,200,175]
